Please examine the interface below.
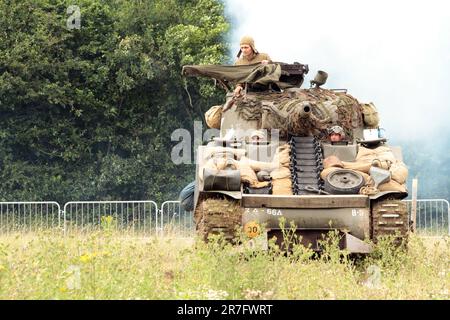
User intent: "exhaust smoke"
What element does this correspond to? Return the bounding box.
[224,0,450,198]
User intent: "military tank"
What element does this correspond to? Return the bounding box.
[181,62,410,253]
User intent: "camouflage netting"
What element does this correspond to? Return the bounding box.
[232,88,363,138]
[361,102,380,128]
[184,63,367,139]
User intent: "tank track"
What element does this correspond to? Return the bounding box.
[371,199,409,243]
[289,136,324,195]
[194,196,243,242]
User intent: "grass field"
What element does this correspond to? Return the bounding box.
[0,228,448,300]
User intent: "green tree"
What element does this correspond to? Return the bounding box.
[0,0,230,203]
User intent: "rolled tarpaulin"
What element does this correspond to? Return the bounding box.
[179,181,196,212]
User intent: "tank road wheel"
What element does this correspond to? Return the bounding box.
[194,196,243,242]
[371,199,409,244]
[324,169,365,194]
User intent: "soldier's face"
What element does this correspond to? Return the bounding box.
[240,45,253,57]
[330,133,342,142]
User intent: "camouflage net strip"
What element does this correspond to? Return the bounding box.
[194,196,243,242]
[235,89,344,137]
[335,92,364,138]
[233,88,363,139]
[235,96,263,121]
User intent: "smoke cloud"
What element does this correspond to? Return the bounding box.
[225,0,450,141]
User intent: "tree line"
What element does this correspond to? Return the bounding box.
[0,0,230,203]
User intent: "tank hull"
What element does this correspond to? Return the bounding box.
[241,194,372,253]
[242,195,370,240]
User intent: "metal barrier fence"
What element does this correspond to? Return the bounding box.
[160,201,194,237]
[0,202,61,234]
[63,201,159,236]
[0,199,448,237]
[404,199,450,236]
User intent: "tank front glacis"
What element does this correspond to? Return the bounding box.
[185,63,410,252]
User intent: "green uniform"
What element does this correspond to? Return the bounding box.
[235,52,271,66]
[235,53,272,90]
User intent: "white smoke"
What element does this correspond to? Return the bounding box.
[225,0,450,141]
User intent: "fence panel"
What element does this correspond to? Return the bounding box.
[0,202,61,235]
[62,201,159,236]
[404,199,450,236]
[160,201,194,237]
[1,199,447,237]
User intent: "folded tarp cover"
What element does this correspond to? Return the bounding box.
[182,63,305,89]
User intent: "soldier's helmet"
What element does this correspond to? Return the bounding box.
[328,125,345,138]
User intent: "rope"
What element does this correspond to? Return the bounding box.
[359,185,379,195]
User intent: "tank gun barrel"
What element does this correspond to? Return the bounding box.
[297,103,311,118]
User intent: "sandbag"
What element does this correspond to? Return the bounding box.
[205,105,222,129]
[378,180,407,193]
[272,154,290,167]
[342,161,372,173]
[371,159,392,170]
[216,157,237,171]
[390,160,408,184]
[356,146,396,165]
[320,167,339,180]
[275,144,290,153]
[272,178,293,195]
[361,102,379,128]
[272,144,291,167]
[323,155,344,169]
[236,161,260,187]
[202,147,246,161]
[270,167,291,179]
[356,146,391,160]
[251,181,271,188]
[199,157,237,182]
[241,156,279,173]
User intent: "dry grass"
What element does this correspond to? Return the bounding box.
[0,228,448,300]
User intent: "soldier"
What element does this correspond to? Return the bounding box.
[328,126,346,143]
[234,36,272,96]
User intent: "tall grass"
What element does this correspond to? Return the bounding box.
[0,226,448,299]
